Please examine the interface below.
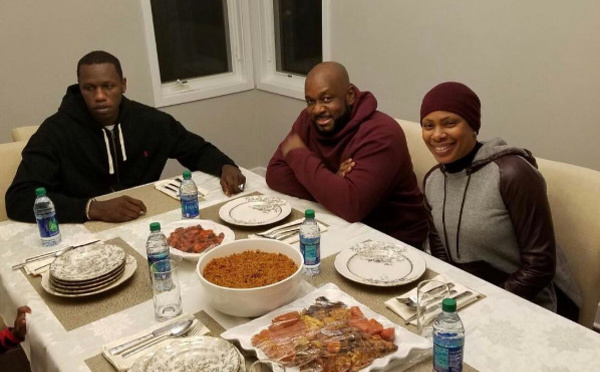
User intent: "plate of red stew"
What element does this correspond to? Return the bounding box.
[163,220,235,260]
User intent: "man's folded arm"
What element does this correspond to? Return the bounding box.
[266,144,315,201]
[284,133,403,222]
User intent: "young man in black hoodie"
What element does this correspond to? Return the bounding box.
[6,51,245,223]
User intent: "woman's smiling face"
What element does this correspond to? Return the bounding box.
[421,110,477,164]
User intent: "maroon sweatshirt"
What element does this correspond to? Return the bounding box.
[266,88,427,248]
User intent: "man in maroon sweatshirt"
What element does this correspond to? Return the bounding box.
[266,62,427,248]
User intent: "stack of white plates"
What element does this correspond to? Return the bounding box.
[41,243,136,297]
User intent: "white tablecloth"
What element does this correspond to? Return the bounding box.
[1,169,599,371]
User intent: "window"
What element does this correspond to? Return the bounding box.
[254,0,331,99]
[141,0,254,107]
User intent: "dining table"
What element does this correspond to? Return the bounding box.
[1,168,599,372]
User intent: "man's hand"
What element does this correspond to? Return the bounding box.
[281,133,307,157]
[337,158,355,178]
[13,306,31,340]
[88,196,147,222]
[220,164,246,196]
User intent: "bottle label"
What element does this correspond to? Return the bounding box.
[181,193,199,218]
[433,333,464,372]
[148,252,171,282]
[300,236,320,266]
[36,213,60,238]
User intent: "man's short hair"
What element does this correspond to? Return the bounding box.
[77,51,123,80]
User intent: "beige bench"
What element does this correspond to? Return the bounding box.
[397,119,600,328]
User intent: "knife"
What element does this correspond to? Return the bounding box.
[403,289,457,324]
[108,319,192,355]
[424,291,473,315]
[11,240,100,271]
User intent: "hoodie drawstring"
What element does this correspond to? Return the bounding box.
[102,129,115,175]
[117,123,127,161]
[442,173,472,260]
[101,123,127,175]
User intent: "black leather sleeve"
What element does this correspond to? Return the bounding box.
[496,155,556,300]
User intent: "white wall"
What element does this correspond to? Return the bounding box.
[1,1,598,172]
[329,0,600,171]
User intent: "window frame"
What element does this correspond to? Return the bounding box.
[141,0,254,108]
[253,0,331,100]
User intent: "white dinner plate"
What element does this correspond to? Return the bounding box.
[50,242,126,282]
[218,195,291,227]
[162,220,235,261]
[222,283,431,372]
[334,241,427,287]
[130,336,245,372]
[41,255,137,298]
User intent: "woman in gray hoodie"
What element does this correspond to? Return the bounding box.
[420,82,580,320]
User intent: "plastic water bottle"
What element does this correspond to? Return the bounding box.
[299,209,320,276]
[146,222,171,283]
[33,187,61,246]
[433,298,465,372]
[180,170,199,219]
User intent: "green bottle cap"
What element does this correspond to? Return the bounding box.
[442,298,457,312]
[183,170,192,180]
[149,222,161,232]
[305,209,315,219]
[35,187,46,196]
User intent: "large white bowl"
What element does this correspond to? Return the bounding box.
[196,238,304,317]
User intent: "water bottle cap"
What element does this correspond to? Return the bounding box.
[149,222,161,232]
[182,170,192,180]
[35,187,47,196]
[304,209,315,219]
[442,298,457,312]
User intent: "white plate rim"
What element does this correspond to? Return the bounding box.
[333,241,427,287]
[218,195,291,227]
[41,255,137,298]
[141,336,245,372]
[162,220,236,261]
[221,283,431,372]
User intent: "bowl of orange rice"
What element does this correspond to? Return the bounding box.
[196,238,304,317]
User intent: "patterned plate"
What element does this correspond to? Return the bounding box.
[334,241,426,287]
[49,265,125,293]
[218,195,291,227]
[41,255,137,298]
[139,336,245,372]
[50,243,126,282]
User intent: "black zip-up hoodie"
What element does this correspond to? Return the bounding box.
[6,84,236,223]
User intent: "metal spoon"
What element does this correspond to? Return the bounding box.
[122,319,194,358]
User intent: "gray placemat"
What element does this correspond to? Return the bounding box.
[84,184,197,233]
[198,191,323,239]
[24,237,152,331]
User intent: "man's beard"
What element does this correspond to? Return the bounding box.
[319,104,352,137]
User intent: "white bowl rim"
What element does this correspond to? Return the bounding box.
[196,238,304,292]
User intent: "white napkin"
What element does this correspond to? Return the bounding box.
[154,177,210,200]
[385,274,481,326]
[102,313,209,371]
[247,218,328,244]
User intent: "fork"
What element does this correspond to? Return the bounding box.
[256,229,300,240]
[397,283,455,309]
[255,223,303,239]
